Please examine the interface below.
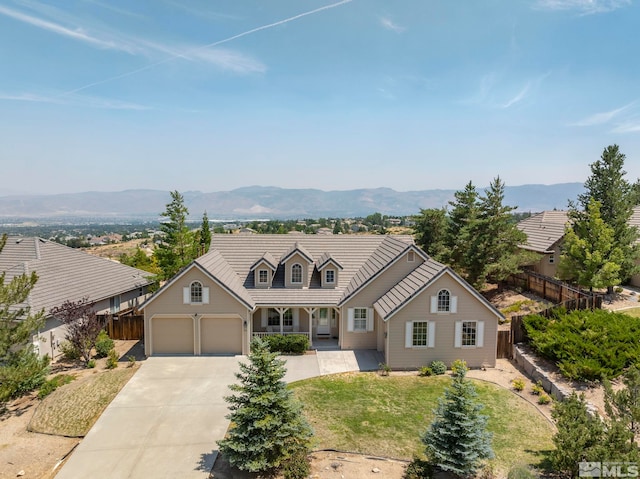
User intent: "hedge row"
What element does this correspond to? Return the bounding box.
[523,308,640,381]
[260,334,310,355]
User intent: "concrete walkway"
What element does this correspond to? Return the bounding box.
[55,350,382,479]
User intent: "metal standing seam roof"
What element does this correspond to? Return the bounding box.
[517,211,569,253]
[204,234,414,307]
[0,236,153,315]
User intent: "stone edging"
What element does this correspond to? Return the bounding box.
[513,344,599,415]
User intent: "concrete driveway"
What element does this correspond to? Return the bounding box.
[55,350,382,479]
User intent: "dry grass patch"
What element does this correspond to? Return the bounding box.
[28,367,136,437]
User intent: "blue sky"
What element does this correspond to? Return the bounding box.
[1,0,639,195]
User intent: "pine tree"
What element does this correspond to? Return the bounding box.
[217,338,313,474]
[445,181,479,273]
[0,234,49,403]
[154,191,196,279]
[422,360,493,477]
[413,208,448,261]
[199,210,211,255]
[576,145,640,283]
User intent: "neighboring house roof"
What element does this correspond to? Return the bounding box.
[0,236,153,314]
[373,261,504,322]
[630,206,640,243]
[517,211,569,253]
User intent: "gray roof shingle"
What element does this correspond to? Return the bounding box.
[517,211,569,253]
[1,236,153,314]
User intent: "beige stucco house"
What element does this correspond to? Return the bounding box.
[141,234,502,369]
[0,236,153,358]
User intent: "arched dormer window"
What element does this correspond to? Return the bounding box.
[190,281,203,303]
[291,264,303,284]
[437,289,450,312]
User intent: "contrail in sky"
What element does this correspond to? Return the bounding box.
[58,0,354,97]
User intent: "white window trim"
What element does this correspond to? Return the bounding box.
[183,282,209,305]
[291,263,303,284]
[454,320,484,348]
[347,307,374,332]
[430,291,457,314]
[258,269,269,284]
[548,254,555,264]
[405,320,435,348]
[325,269,335,284]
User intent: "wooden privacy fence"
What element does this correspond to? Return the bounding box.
[103,314,145,340]
[506,270,593,304]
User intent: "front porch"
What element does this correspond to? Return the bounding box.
[251,306,340,348]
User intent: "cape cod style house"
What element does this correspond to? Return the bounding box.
[141,234,503,369]
[0,236,153,358]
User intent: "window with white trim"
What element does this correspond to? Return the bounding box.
[412,321,428,346]
[462,321,477,347]
[258,269,269,284]
[291,263,302,284]
[190,281,203,303]
[437,289,450,312]
[549,254,555,264]
[267,308,280,326]
[325,269,335,284]
[283,309,293,327]
[353,307,367,331]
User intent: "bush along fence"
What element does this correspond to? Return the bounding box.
[506,270,602,350]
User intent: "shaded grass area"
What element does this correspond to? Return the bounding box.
[290,373,554,470]
[623,307,640,318]
[28,367,136,437]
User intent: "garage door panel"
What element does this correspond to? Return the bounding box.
[201,317,242,355]
[152,317,194,355]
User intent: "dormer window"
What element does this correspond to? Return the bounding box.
[291,264,303,284]
[258,269,269,284]
[325,269,335,284]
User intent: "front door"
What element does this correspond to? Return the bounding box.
[317,308,330,335]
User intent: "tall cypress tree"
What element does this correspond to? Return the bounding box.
[218,338,313,474]
[422,360,494,477]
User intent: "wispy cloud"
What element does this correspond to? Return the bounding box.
[500,82,532,108]
[60,0,354,97]
[0,4,134,52]
[611,121,640,133]
[570,101,636,126]
[0,91,150,110]
[533,0,631,15]
[380,16,405,33]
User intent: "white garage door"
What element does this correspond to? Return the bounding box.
[201,317,242,355]
[152,317,194,355]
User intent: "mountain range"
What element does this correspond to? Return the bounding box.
[0,184,584,221]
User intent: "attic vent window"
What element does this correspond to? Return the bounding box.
[407,251,415,262]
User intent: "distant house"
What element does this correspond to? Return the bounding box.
[141,234,502,369]
[516,211,569,278]
[517,207,640,287]
[0,237,153,358]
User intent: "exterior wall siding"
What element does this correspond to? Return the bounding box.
[386,274,498,369]
[341,253,423,350]
[284,253,311,288]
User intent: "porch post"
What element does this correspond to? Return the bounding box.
[275,307,287,334]
[304,307,316,347]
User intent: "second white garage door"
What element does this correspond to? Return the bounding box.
[201,317,243,355]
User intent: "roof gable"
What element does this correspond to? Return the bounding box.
[280,242,314,264]
[250,252,277,272]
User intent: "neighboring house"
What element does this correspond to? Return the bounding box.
[0,236,153,358]
[516,211,569,278]
[141,234,502,369]
[518,207,640,286]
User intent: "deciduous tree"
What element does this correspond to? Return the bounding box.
[218,338,313,474]
[558,198,624,291]
[50,297,105,365]
[0,234,49,403]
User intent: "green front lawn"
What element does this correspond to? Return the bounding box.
[291,373,554,471]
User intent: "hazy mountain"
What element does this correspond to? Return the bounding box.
[0,184,583,220]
